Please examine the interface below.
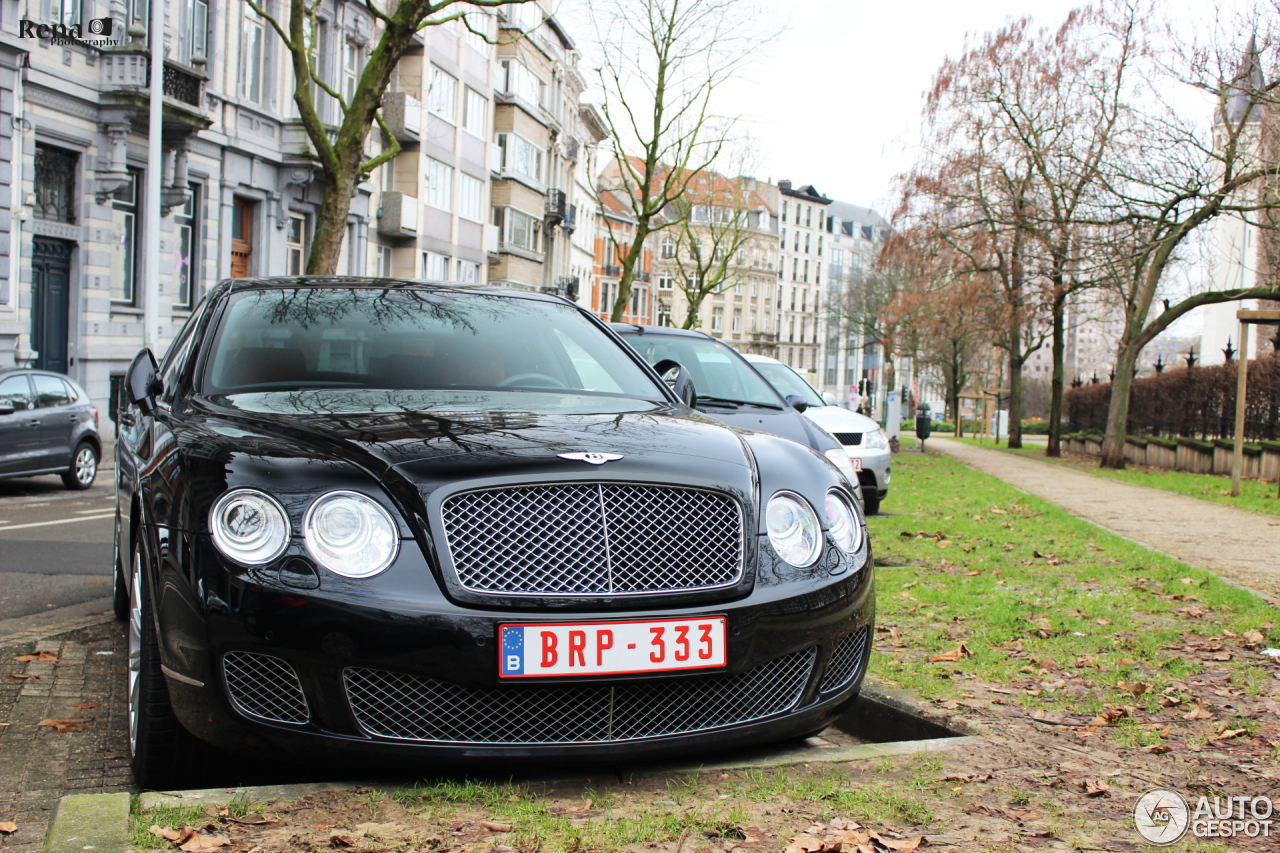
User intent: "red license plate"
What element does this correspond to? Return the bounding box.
[499,617,727,678]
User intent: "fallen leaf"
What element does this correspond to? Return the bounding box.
[784,835,826,853]
[1079,779,1110,797]
[871,833,922,851]
[481,822,513,833]
[72,703,100,710]
[8,674,39,680]
[1184,704,1213,721]
[1142,744,1172,754]
[963,570,980,577]
[37,718,90,734]
[929,643,972,663]
[942,773,993,783]
[0,822,15,834]
[1130,683,1150,698]
[329,835,355,848]
[179,831,231,853]
[1242,629,1265,646]
[1211,652,1233,661]
[13,652,58,662]
[1214,728,1248,741]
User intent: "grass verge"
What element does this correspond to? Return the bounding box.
[937,435,1280,516]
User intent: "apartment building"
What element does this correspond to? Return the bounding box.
[775,181,831,382]
[591,188,654,325]
[821,200,890,402]
[0,0,595,419]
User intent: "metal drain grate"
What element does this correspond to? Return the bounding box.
[819,628,870,693]
[343,648,816,744]
[223,651,310,724]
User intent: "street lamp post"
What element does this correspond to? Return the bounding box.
[144,0,165,352]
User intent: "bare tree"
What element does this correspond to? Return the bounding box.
[245,0,534,274]
[1092,20,1280,468]
[591,0,767,322]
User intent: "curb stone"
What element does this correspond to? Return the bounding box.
[42,792,130,853]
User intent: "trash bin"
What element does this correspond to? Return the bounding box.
[916,414,931,449]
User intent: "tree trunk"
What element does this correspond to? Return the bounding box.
[307,167,358,275]
[1007,347,1024,448]
[610,225,649,322]
[682,291,704,329]
[1047,291,1066,457]
[1100,340,1139,469]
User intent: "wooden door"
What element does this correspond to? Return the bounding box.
[230,199,252,278]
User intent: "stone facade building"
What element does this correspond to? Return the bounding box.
[0,0,594,424]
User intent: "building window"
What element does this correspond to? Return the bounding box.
[425,158,454,210]
[748,310,756,331]
[711,307,723,331]
[110,170,140,304]
[34,144,77,224]
[781,201,787,223]
[286,213,308,276]
[658,302,673,327]
[343,42,362,103]
[175,183,202,307]
[496,133,542,183]
[464,12,492,54]
[804,260,809,283]
[377,245,393,277]
[242,13,265,104]
[661,235,676,259]
[423,252,451,281]
[732,309,741,333]
[428,66,458,123]
[500,59,544,108]
[805,206,812,227]
[599,281,611,313]
[457,260,481,283]
[658,275,673,291]
[492,206,542,253]
[54,0,82,27]
[463,88,487,138]
[177,0,209,66]
[459,173,485,222]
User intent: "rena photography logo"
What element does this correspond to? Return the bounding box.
[1134,788,1274,845]
[18,16,119,47]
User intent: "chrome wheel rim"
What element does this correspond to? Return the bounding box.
[75,448,96,485]
[127,549,142,755]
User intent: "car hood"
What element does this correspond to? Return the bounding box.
[192,390,754,472]
[801,405,880,435]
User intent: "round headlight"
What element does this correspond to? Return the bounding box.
[303,491,399,578]
[210,489,290,565]
[766,491,822,567]
[824,490,863,554]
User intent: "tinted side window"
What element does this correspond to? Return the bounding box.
[61,379,81,403]
[33,375,72,408]
[161,296,213,404]
[0,376,33,410]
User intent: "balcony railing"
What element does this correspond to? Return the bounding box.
[163,60,204,106]
[101,50,206,110]
[603,265,621,278]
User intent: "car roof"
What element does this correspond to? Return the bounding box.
[608,323,715,340]
[741,353,781,364]
[220,276,572,306]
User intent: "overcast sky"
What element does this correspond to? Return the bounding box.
[560,0,1236,215]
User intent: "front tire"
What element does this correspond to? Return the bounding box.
[128,541,211,789]
[863,494,882,515]
[62,441,98,490]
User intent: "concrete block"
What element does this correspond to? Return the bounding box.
[43,792,131,853]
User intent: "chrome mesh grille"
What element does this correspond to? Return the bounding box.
[819,628,870,693]
[343,648,815,744]
[222,652,310,724]
[441,483,743,595]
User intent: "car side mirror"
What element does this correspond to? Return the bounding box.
[784,394,808,413]
[653,359,698,408]
[822,392,838,406]
[0,403,14,416]
[126,348,163,415]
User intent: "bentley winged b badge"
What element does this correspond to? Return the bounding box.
[558,452,624,465]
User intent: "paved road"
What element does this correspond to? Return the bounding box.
[930,437,1280,601]
[0,473,115,641]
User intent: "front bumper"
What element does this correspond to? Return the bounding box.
[848,448,891,499]
[157,536,876,762]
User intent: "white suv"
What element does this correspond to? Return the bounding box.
[743,354,891,514]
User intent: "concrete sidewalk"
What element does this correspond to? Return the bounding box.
[928,438,1280,603]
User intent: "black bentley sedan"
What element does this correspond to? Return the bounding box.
[114,277,874,788]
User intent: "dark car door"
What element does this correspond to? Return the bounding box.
[31,373,76,469]
[0,374,41,474]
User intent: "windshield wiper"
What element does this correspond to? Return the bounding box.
[698,396,782,410]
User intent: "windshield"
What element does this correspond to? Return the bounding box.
[617,332,782,407]
[201,288,663,402]
[752,361,825,408]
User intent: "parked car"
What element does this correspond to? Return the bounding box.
[114,278,874,788]
[610,325,862,501]
[742,354,891,515]
[0,367,101,490]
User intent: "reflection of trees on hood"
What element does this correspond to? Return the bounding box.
[246,286,510,335]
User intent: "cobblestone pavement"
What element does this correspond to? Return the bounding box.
[0,618,132,853]
[930,437,1280,601]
